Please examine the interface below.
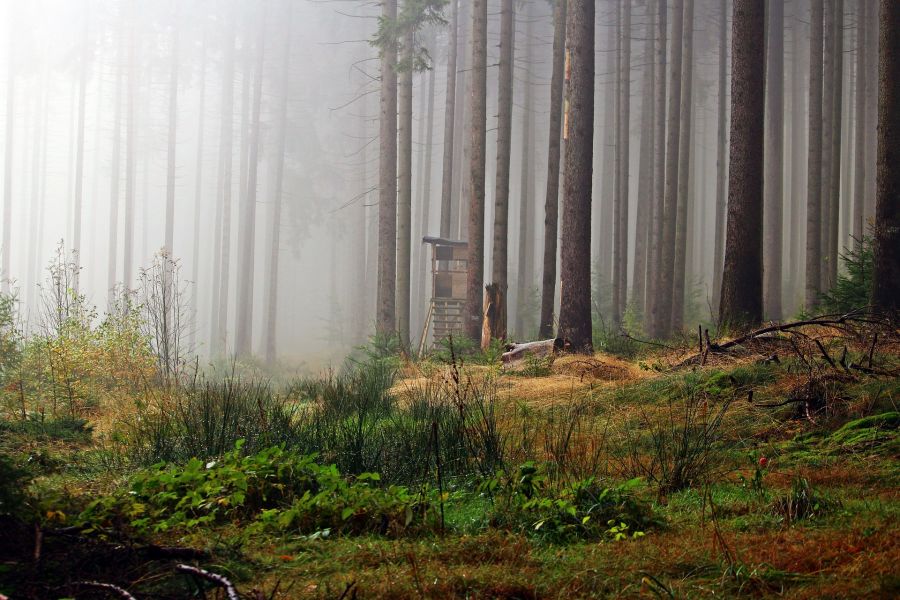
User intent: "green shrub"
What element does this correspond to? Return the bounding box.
[772,477,833,524]
[820,235,873,313]
[78,441,435,537]
[484,462,655,542]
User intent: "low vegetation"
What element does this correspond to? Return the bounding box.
[1,273,898,598]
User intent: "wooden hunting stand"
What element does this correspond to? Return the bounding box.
[417,236,468,356]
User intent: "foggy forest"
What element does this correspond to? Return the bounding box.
[0,0,898,598]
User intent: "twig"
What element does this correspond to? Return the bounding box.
[337,581,357,600]
[867,332,879,368]
[71,581,137,600]
[432,420,445,534]
[814,339,837,369]
[715,312,865,352]
[175,565,240,600]
[619,329,677,350]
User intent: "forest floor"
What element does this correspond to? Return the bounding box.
[1,323,899,599]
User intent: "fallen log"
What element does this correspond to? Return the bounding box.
[176,564,241,600]
[501,338,569,368]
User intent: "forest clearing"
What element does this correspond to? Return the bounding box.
[2,0,900,597]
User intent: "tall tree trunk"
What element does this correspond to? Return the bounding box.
[73,10,89,270]
[397,27,413,348]
[719,0,765,328]
[190,28,207,350]
[654,0,684,337]
[235,8,266,357]
[853,0,867,248]
[712,0,728,315]
[263,2,291,363]
[377,0,398,336]
[515,7,535,338]
[123,6,138,290]
[539,0,567,339]
[612,0,631,325]
[631,5,655,321]
[210,13,236,353]
[558,0,595,353]
[28,70,48,310]
[764,0,784,319]
[439,0,458,238]
[107,19,124,302]
[672,0,695,332]
[806,0,824,310]
[464,0,488,341]
[826,0,844,289]
[646,0,667,330]
[414,61,436,341]
[2,12,14,292]
[788,0,807,313]
[164,27,179,255]
[489,0,515,340]
[873,0,900,314]
[820,0,836,288]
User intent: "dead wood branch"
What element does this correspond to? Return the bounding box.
[175,564,241,600]
[71,581,137,600]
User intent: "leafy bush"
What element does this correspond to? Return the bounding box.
[484,462,655,542]
[78,441,435,537]
[0,452,31,518]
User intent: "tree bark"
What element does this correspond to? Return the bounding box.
[719,0,765,329]
[558,0,595,353]
[209,12,236,353]
[164,27,179,255]
[853,0,867,249]
[439,0,458,238]
[873,0,900,314]
[632,4,655,321]
[712,0,728,316]
[764,0,784,319]
[826,0,844,290]
[263,2,292,363]
[672,0,695,332]
[805,0,824,310]
[539,0,567,339]
[235,8,266,357]
[612,0,631,326]
[646,0,668,330]
[515,8,535,338]
[653,0,684,338]
[464,0,488,341]
[377,0,398,336]
[489,0,515,341]
[397,26,414,348]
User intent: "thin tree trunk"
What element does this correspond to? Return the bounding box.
[672,0,695,332]
[73,9,89,270]
[210,13,236,353]
[235,8,266,357]
[489,0,515,341]
[873,0,900,314]
[558,0,595,353]
[439,0,458,238]
[806,0,824,310]
[764,0,784,319]
[515,8,535,338]
[107,19,124,302]
[632,4,655,320]
[712,0,728,316]
[264,2,291,363]
[190,28,207,350]
[826,0,844,289]
[123,7,137,290]
[377,0,399,336]
[464,0,488,341]
[654,0,684,337]
[853,0,867,248]
[613,0,631,325]
[646,0,667,330]
[719,0,765,328]
[397,27,413,348]
[414,61,436,341]
[820,0,836,288]
[539,0,567,339]
[165,27,179,255]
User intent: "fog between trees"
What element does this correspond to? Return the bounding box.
[0,0,897,367]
